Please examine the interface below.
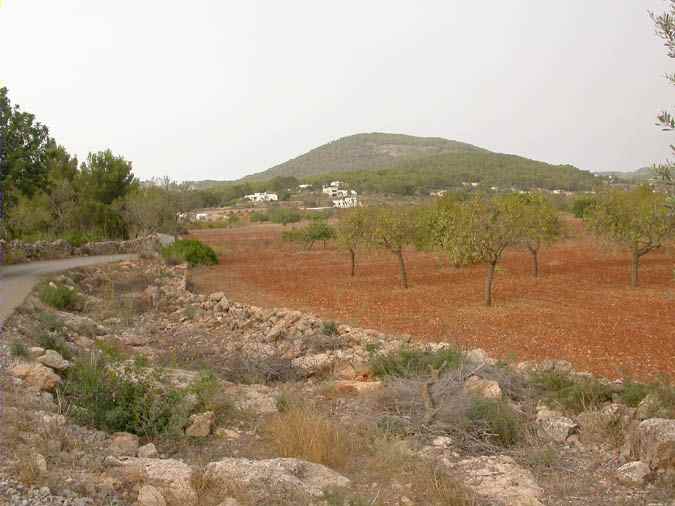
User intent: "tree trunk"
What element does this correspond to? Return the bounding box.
[350,248,356,276]
[485,261,497,306]
[396,249,408,289]
[631,250,640,287]
[529,247,539,277]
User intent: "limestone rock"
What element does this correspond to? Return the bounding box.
[110,432,139,457]
[203,457,350,502]
[138,485,167,506]
[138,443,159,458]
[119,334,152,347]
[536,406,578,442]
[185,411,214,437]
[10,362,61,391]
[29,346,45,358]
[107,457,197,506]
[451,455,543,506]
[636,418,675,471]
[615,461,650,486]
[334,380,383,395]
[37,350,70,370]
[464,348,496,365]
[463,375,502,400]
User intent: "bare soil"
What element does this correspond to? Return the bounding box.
[189,221,675,382]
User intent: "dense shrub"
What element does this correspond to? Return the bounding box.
[250,211,269,222]
[38,282,82,311]
[60,354,189,437]
[37,334,74,360]
[268,207,302,225]
[62,231,101,247]
[531,370,613,413]
[369,347,462,378]
[468,398,522,447]
[161,239,218,266]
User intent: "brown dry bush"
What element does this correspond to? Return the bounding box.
[263,404,352,469]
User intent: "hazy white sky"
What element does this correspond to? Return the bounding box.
[1,1,673,180]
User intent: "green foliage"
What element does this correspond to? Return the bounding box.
[268,207,302,225]
[9,340,30,359]
[531,370,613,413]
[62,231,102,248]
[250,211,269,222]
[572,195,596,218]
[38,282,82,311]
[369,347,462,378]
[37,334,74,361]
[468,398,522,447]
[161,239,218,266]
[61,354,188,437]
[321,321,338,336]
[79,150,136,205]
[620,379,652,407]
[281,221,336,249]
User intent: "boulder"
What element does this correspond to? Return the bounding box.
[463,375,502,400]
[10,362,61,391]
[106,457,197,506]
[37,350,70,370]
[185,411,214,437]
[138,485,167,506]
[464,348,496,365]
[536,406,578,443]
[119,334,153,347]
[333,380,383,395]
[635,418,675,471]
[110,432,139,457]
[202,457,350,502]
[636,393,670,420]
[138,443,159,458]
[451,455,543,506]
[29,346,45,358]
[615,461,650,486]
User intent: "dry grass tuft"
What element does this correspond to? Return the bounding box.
[263,405,352,469]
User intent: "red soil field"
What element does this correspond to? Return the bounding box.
[189,221,675,382]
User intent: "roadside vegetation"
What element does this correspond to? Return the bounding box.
[161,239,218,266]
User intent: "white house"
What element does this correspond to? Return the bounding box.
[195,213,208,221]
[333,196,359,208]
[244,192,278,202]
[298,184,312,190]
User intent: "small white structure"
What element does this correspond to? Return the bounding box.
[298,184,312,190]
[333,196,359,208]
[195,213,208,221]
[322,181,349,197]
[430,190,447,197]
[244,192,278,202]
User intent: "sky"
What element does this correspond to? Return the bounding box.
[1,1,674,181]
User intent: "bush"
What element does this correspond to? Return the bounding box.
[369,347,462,378]
[571,195,596,218]
[250,211,269,222]
[468,398,522,447]
[10,340,30,359]
[161,239,218,266]
[60,354,189,437]
[531,370,613,413]
[37,334,74,360]
[63,231,100,248]
[38,282,82,311]
[321,320,338,336]
[268,207,302,225]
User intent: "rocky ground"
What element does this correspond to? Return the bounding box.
[0,258,674,505]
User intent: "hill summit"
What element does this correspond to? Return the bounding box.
[245,132,488,180]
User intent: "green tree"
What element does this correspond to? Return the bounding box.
[587,186,674,287]
[304,220,336,249]
[78,150,136,205]
[0,87,51,216]
[119,185,179,237]
[335,207,370,276]
[440,195,524,306]
[513,194,562,277]
[368,206,417,288]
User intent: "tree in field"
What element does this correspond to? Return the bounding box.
[304,220,336,249]
[368,206,417,288]
[0,87,51,218]
[78,150,137,205]
[513,194,562,277]
[118,185,180,237]
[650,3,675,206]
[335,207,370,276]
[440,195,524,306]
[587,186,674,287]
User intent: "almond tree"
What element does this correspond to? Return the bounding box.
[335,207,370,276]
[368,206,417,288]
[514,194,562,277]
[441,195,523,306]
[587,186,674,287]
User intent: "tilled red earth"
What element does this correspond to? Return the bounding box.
[190,222,675,381]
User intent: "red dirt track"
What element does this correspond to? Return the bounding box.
[190,222,675,381]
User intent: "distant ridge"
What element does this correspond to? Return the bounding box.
[244,132,489,180]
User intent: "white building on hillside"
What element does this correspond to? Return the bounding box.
[244,192,278,202]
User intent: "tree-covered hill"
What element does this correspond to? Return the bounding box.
[244,132,488,180]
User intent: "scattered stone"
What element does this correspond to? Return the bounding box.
[185,411,214,437]
[215,428,241,440]
[10,362,62,391]
[29,346,45,357]
[138,485,167,506]
[110,432,139,457]
[32,453,48,474]
[451,455,543,506]
[37,349,70,370]
[536,406,579,442]
[334,380,383,395]
[138,443,159,458]
[120,334,152,346]
[463,375,502,400]
[432,436,453,448]
[635,418,675,471]
[203,457,350,502]
[465,348,496,365]
[615,461,651,486]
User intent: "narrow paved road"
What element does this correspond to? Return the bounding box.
[0,254,136,330]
